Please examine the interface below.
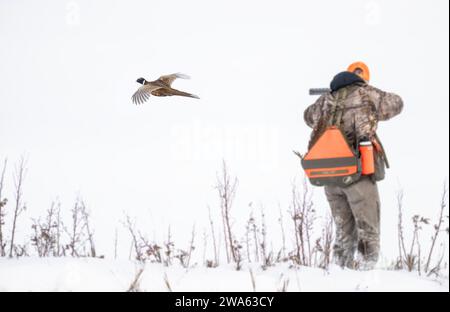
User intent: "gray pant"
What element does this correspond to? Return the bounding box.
[325,176,380,269]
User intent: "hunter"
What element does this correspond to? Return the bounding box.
[303,62,403,270]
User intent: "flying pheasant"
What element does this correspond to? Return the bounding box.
[132,73,200,104]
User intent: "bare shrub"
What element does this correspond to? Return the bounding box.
[123,215,143,261]
[31,201,64,257]
[65,197,97,258]
[123,215,164,263]
[175,224,196,268]
[81,201,96,258]
[396,186,448,275]
[312,214,334,269]
[164,226,175,266]
[216,161,238,264]
[0,158,7,257]
[289,178,316,266]
[259,208,273,270]
[13,244,28,257]
[408,215,429,273]
[246,209,260,263]
[9,156,27,258]
[232,239,243,271]
[139,232,163,263]
[425,183,448,274]
[398,209,429,272]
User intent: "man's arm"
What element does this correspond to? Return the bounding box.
[304,96,325,128]
[365,85,404,121]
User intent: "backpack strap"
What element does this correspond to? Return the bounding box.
[329,87,348,127]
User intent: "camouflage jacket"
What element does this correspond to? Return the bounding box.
[304,82,403,148]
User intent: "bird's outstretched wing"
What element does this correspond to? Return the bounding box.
[158,73,190,86]
[132,84,161,105]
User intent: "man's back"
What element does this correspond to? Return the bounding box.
[304,72,403,147]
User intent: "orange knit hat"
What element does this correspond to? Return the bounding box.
[347,61,370,82]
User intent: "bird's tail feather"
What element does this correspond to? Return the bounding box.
[175,73,191,79]
[171,88,200,99]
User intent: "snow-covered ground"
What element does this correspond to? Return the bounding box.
[0,258,447,292]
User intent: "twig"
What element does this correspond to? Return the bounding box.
[249,268,256,291]
[208,206,218,267]
[127,266,145,292]
[0,158,7,257]
[425,182,448,273]
[164,272,173,292]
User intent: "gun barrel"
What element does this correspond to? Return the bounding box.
[309,88,331,96]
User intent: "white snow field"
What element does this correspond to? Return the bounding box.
[0,258,447,292]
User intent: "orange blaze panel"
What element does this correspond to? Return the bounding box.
[304,127,354,160]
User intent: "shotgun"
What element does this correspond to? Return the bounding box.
[309,88,331,96]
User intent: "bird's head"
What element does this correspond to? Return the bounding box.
[136,77,146,84]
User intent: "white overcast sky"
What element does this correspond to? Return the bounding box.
[0,0,448,259]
